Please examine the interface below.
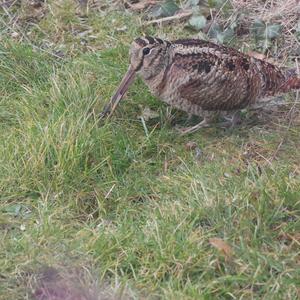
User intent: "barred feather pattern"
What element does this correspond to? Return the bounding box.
[110,36,300,118]
[280,75,300,92]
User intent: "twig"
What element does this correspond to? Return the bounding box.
[0,0,18,8]
[104,184,115,199]
[143,9,192,26]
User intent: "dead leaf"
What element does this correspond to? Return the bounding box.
[279,232,300,245]
[209,237,233,258]
[127,0,158,11]
[163,160,168,173]
[247,50,276,65]
[139,106,159,121]
[247,50,266,60]
[185,141,197,150]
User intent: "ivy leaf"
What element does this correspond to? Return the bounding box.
[208,22,223,39]
[251,19,281,40]
[148,0,179,19]
[3,204,22,216]
[208,0,227,8]
[189,15,207,31]
[296,22,300,41]
[185,0,210,15]
[296,22,300,33]
[260,38,273,50]
[185,0,200,8]
[229,20,238,31]
[215,27,235,44]
[266,24,282,39]
[251,19,266,40]
[215,32,224,43]
[139,106,159,121]
[209,238,233,258]
[207,22,235,44]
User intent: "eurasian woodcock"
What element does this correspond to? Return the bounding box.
[101,36,300,133]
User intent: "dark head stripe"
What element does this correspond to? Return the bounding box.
[155,38,164,44]
[135,36,167,47]
[145,36,155,44]
[134,38,148,47]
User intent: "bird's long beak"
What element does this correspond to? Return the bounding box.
[100,66,136,118]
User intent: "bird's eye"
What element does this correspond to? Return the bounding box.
[143,47,151,55]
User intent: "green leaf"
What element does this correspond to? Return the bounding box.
[208,0,227,8]
[185,0,210,12]
[251,19,266,40]
[260,38,272,51]
[208,22,223,39]
[220,27,235,43]
[148,0,179,19]
[216,33,224,43]
[3,204,22,216]
[185,0,200,8]
[251,19,281,41]
[189,15,207,31]
[296,22,300,40]
[266,24,282,39]
[229,20,238,31]
[207,22,235,44]
[296,22,300,33]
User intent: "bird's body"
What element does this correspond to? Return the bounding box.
[102,36,300,133]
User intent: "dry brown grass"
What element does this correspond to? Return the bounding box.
[230,0,300,57]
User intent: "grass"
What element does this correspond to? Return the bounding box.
[0,1,300,299]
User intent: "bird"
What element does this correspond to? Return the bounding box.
[101,36,300,134]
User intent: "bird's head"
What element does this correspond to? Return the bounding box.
[129,36,170,77]
[101,36,170,117]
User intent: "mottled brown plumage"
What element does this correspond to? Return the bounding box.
[102,36,300,133]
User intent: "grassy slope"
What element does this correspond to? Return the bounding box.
[0,1,300,299]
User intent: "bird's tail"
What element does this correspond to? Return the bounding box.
[279,68,300,92]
